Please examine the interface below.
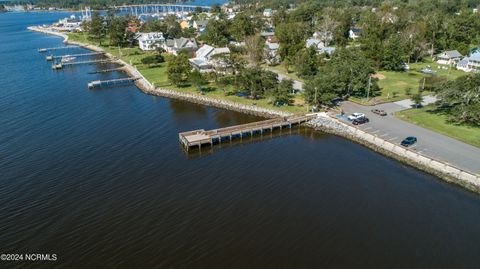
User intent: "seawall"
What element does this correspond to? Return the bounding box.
[28,26,480,194]
[308,113,480,194]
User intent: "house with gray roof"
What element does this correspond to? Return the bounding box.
[163,37,198,55]
[189,45,231,73]
[456,51,480,72]
[436,50,463,65]
[264,41,280,65]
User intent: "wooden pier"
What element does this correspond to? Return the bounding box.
[46,52,104,61]
[52,59,113,70]
[179,114,317,150]
[88,67,124,74]
[38,46,79,52]
[88,77,140,89]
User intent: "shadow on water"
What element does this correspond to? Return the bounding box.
[182,126,328,158]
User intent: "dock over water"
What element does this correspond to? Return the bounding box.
[179,114,317,150]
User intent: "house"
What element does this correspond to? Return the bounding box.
[137,32,165,51]
[180,20,192,29]
[306,38,325,51]
[436,50,463,65]
[260,31,275,39]
[193,20,208,31]
[189,45,231,73]
[263,8,273,17]
[349,28,362,40]
[456,51,480,72]
[319,47,336,55]
[264,41,280,65]
[163,37,198,55]
[312,31,333,46]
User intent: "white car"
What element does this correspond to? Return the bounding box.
[347,113,365,121]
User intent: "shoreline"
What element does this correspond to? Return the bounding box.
[28,26,480,194]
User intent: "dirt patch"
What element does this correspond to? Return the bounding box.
[372,73,386,80]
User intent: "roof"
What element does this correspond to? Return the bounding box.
[265,42,279,50]
[195,20,208,27]
[319,47,336,55]
[306,38,323,48]
[469,51,480,61]
[264,8,272,12]
[260,31,275,37]
[350,28,362,34]
[137,32,164,42]
[439,50,462,58]
[195,45,215,59]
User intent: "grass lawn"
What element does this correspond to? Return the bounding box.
[263,64,305,83]
[68,33,307,114]
[351,58,468,106]
[395,106,480,148]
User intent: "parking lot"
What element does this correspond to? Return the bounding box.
[340,101,480,174]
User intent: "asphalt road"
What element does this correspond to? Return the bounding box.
[340,101,480,174]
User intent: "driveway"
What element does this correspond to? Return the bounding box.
[340,101,480,174]
[271,71,304,92]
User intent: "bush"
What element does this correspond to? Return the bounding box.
[141,54,164,66]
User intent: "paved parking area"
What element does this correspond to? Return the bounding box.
[340,101,480,174]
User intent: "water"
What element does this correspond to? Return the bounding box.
[1,12,480,269]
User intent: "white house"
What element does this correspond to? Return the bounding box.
[456,51,480,72]
[163,37,198,55]
[189,45,231,73]
[263,8,273,17]
[349,28,362,40]
[264,41,280,65]
[138,32,165,51]
[436,50,463,65]
[306,37,336,56]
[312,31,333,46]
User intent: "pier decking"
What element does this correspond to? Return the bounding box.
[38,46,79,52]
[88,77,140,89]
[46,52,104,61]
[179,114,317,150]
[52,59,113,70]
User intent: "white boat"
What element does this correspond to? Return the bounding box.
[61,56,76,63]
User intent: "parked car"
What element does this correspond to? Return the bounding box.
[421,68,436,75]
[347,112,365,121]
[352,117,369,125]
[401,136,417,147]
[371,109,387,116]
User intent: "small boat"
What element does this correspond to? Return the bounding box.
[45,55,54,61]
[61,56,76,63]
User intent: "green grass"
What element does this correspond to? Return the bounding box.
[396,106,480,148]
[68,33,307,114]
[352,59,468,105]
[263,64,305,83]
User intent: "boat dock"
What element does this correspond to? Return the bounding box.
[179,114,317,150]
[88,77,140,89]
[38,46,79,52]
[46,52,104,61]
[52,59,113,70]
[88,67,124,74]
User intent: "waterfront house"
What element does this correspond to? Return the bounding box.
[349,28,362,40]
[189,45,231,73]
[263,8,273,17]
[456,51,480,72]
[264,41,280,65]
[138,32,165,51]
[436,50,462,65]
[163,37,198,55]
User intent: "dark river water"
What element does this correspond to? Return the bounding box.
[1,12,480,269]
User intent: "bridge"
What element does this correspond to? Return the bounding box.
[179,114,317,151]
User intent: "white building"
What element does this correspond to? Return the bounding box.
[349,28,362,40]
[263,8,273,17]
[436,50,463,65]
[189,45,231,73]
[163,38,198,55]
[137,32,165,51]
[456,51,480,72]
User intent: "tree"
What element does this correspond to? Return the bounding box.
[189,70,207,90]
[435,74,480,126]
[275,22,307,61]
[236,66,278,99]
[201,19,230,47]
[244,35,265,64]
[230,13,256,41]
[108,16,128,47]
[295,46,320,78]
[89,11,105,43]
[270,79,294,105]
[411,93,424,108]
[381,35,407,71]
[141,54,164,66]
[167,53,191,86]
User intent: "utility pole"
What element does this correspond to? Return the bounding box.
[366,75,371,101]
[314,87,318,112]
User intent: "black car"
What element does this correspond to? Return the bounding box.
[401,136,417,147]
[352,117,369,125]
